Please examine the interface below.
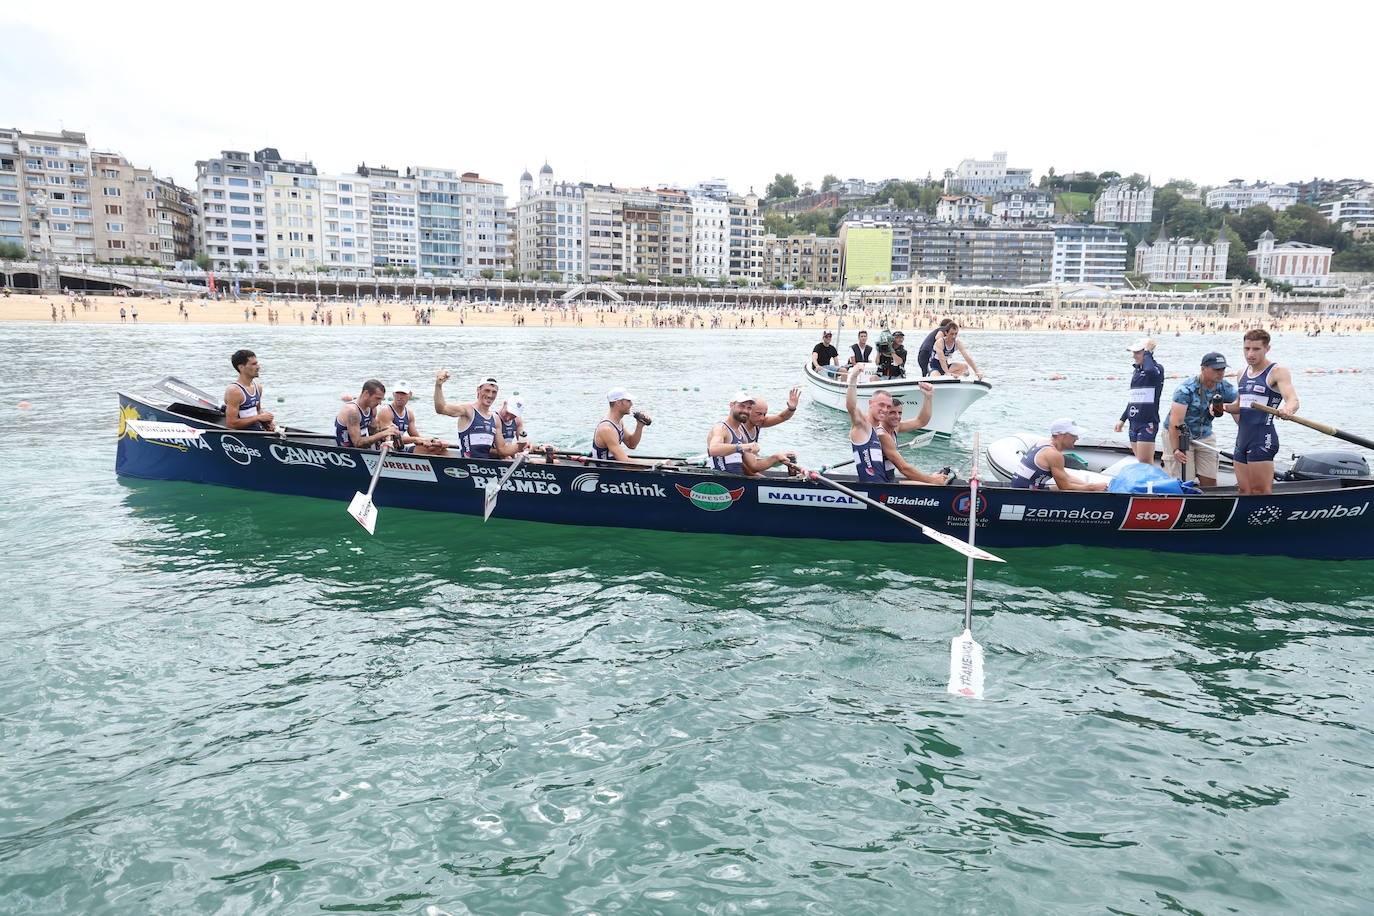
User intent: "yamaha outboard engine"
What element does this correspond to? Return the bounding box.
[1281,450,1370,481]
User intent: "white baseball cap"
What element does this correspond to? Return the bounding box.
[1127,338,1150,352]
[393,380,413,395]
[505,397,526,418]
[1050,418,1086,437]
[730,389,756,404]
[607,387,633,402]
[476,375,499,389]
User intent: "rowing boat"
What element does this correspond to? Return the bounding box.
[116,391,1374,559]
[802,363,990,435]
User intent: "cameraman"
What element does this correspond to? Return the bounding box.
[1163,352,1238,487]
[886,331,908,378]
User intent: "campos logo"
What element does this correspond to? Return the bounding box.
[220,435,262,466]
[269,443,358,469]
[676,482,745,511]
[572,473,601,493]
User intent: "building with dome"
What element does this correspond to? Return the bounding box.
[516,162,586,279]
[1247,230,1333,287]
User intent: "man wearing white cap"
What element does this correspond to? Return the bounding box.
[707,390,768,475]
[377,381,450,455]
[1009,419,1109,491]
[1113,337,1164,464]
[593,387,650,462]
[433,371,520,460]
[498,397,530,451]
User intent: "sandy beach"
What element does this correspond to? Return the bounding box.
[5,291,1370,335]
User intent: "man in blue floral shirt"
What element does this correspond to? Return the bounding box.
[1164,351,1238,487]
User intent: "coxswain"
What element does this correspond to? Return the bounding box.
[927,321,983,380]
[224,349,276,432]
[593,387,650,462]
[707,390,763,474]
[433,372,519,459]
[1009,419,1109,491]
[335,379,398,448]
[845,363,895,483]
[1164,352,1238,487]
[1113,338,1164,464]
[376,380,448,455]
[1224,329,1299,496]
[846,330,874,367]
[879,396,948,484]
[497,397,535,452]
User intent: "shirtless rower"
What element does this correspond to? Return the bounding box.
[742,387,802,475]
[433,372,520,459]
[593,387,651,462]
[1223,329,1300,496]
[335,379,398,448]
[375,380,449,455]
[224,349,276,431]
[846,363,895,483]
[927,321,983,381]
[1009,418,1108,491]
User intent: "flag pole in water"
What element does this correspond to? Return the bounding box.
[949,431,986,698]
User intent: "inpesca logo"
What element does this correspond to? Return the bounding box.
[675,481,745,511]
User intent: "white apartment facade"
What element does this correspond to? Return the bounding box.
[357,164,418,272]
[517,163,587,279]
[195,150,268,270]
[259,148,321,271]
[937,195,989,223]
[1052,224,1128,286]
[1134,229,1230,282]
[726,192,763,286]
[992,190,1054,222]
[690,193,728,279]
[1247,230,1333,287]
[949,151,1032,196]
[15,129,96,261]
[318,173,371,273]
[1205,180,1298,212]
[1095,183,1154,223]
[1318,190,1373,230]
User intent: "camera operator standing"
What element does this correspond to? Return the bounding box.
[876,330,908,379]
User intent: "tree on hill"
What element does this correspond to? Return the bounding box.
[821,174,839,192]
[765,173,799,200]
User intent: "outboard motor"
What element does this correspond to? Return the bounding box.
[1280,450,1370,481]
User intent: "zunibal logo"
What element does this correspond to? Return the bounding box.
[675,482,745,511]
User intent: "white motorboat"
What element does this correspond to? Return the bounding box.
[803,363,991,435]
[984,433,1239,488]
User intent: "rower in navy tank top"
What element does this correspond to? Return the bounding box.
[592,419,623,460]
[225,349,275,432]
[458,408,497,459]
[710,421,748,474]
[335,402,376,448]
[853,426,891,483]
[1234,362,1282,463]
[1009,443,1055,489]
[230,382,265,430]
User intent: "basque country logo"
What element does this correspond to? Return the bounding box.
[1247,506,1283,526]
[676,482,745,511]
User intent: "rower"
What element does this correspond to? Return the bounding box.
[1009,419,1108,491]
[916,319,954,376]
[708,390,764,474]
[335,379,399,449]
[1113,338,1164,464]
[1224,329,1300,496]
[433,371,519,459]
[845,363,894,483]
[376,380,449,455]
[594,387,650,462]
[497,397,534,452]
[878,393,948,484]
[744,386,802,474]
[224,349,275,431]
[927,321,983,381]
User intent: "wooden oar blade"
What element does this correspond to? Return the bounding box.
[125,419,203,440]
[348,491,378,535]
[948,628,985,698]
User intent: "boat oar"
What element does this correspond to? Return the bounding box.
[949,431,985,698]
[123,420,331,441]
[154,376,222,411]
[348,445,390,535]
[1255,404,1374,452]
[483,453,528,521]
[804,470,1004,563]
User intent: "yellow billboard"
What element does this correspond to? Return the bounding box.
[842,227,893,288]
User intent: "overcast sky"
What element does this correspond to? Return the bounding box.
[4,0,1370,198]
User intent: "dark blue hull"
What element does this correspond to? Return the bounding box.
[116,394,1374,559]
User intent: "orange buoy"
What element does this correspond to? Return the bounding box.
[17,401,31,409]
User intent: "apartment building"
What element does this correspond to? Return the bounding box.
[1247,230,1333,287]
[690,192,728,279]
[1094,183,1154,224]
[992,190,1054,222]
[14,129,96,261]
[517,163,586,279]
[763,233,842,287]
[948,151,1032,196]
[908,225,1055,286]
[1205,180,1297,213]
[726,192,763,285]
[1318,190,1374,230]
[91,152,161,263]
[153,177,196,264]
[459,172,512,275]
[258,148,321,271]
[1051,224,1128,286]
[0,130,23,249]
[195,150,268,270]
[356,164,418,272]
[318,172,371,273]
[936,195,989,224]
[584,184,623,281]
[1134,228,1229,282]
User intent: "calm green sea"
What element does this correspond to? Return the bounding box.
[3,320,1373,915]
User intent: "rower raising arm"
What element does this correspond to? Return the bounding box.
[224,349,276,431]
[708,391,762,474]
[434,371,519,459]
